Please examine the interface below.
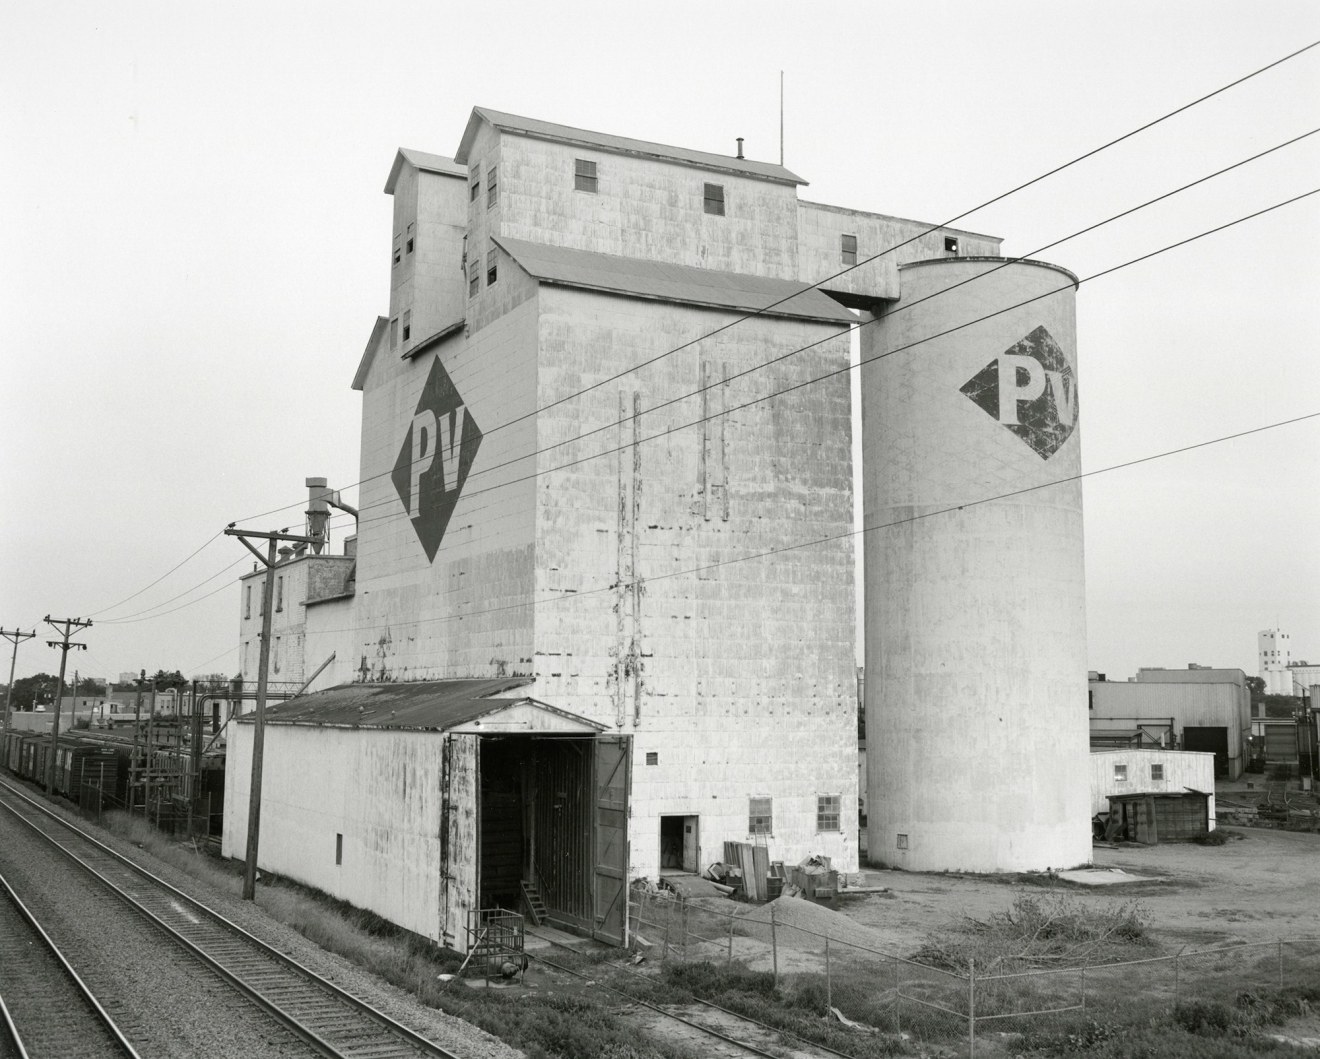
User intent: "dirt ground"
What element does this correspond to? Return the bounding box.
[841,825,1320,953]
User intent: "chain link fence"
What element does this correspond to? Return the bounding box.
[628,888,1320,1055]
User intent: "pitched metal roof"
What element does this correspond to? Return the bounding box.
[351,316,388,392]
[456,107,806,186]
[384,148,466,194]
[238,678,601,732]
[494,237,855,325]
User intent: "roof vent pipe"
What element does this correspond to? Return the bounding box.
[736,137,744,159]
[306,476,331,554]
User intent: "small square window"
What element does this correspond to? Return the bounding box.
[487,165,498,209]
[896,833,909,850]
[402,309,411,342]
[406,237,414,254]
[703,182,725,216]
[1151,764,1165,781]
[276,575,284,612]
[469,261,480,297]
[645,751,658,766]
[1114,764,1128,782]
[574,158,598,193]
[749,796,772,835]
[486,248,497,286]
[393,246,401,266]
[390,317,399,348]
[944,235,959,254]
[841,234,858,266]
[816,794,841,832]
[470,178,480,202]
[335,833,343,865]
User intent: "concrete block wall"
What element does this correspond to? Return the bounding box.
[796,201,1001,299]
[530,287,858,876]
[482,132,802,279]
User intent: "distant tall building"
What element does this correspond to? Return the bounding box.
[1259,628,1292,695]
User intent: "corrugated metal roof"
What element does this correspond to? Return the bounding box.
[236,678,604,734]
[384,148,466,194]
[456,107,806,186]
[351,316,388,392]
[242,679,531,730]
[495,236,855,325]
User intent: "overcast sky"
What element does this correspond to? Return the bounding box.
[2,1,1317,688]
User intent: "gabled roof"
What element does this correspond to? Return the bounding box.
[456,107,807,186]
[494,236,855,325]
[351,316,388,392]
[384,149,466,194]
[240,678,605,734]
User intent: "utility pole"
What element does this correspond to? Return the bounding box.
[225,524,319,900]
[44,616,91,792]
[1,627,36,736]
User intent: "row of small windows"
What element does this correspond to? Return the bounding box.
[1114,763,1165,782]
[747,794,842,835]
[389,310,411,348]
[574,156,726,216]
[243,576,285,619]
[393,223,416,267]
[468,242,499,297]
[470,165,498,209]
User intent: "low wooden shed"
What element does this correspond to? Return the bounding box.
[1105,790,1211,844]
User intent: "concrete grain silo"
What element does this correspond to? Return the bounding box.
[862,256,1091,873]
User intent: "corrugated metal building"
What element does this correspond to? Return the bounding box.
[227,107,1022,950]
[1089,672,1249,779]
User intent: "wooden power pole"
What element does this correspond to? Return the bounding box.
[224,525,318,900]
[44,615,91,791]
[1,627,36,736]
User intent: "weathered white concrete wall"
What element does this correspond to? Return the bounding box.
[530,286,859,877]
[389,163,468,356]
[796,201,1001,300]
[1089,680,1247,778]
[222,723,445,943]
[488,133,801,279]
[1089,749,1216,822]
[864,257,1091,873]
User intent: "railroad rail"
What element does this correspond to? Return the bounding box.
[0,775,464,1059]
[0,868,140,1059]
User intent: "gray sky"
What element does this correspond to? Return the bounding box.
[3,1,1317,687]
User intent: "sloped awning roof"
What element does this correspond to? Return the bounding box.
[238,678,605,735]
[384,148,466,194]
[494,236,855,326]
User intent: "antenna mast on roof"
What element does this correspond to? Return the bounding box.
[779,70,784,166]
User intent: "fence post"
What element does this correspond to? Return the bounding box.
[893,953,901,1034]
[968,957,976,1058]
[1174,952,1179,1002]
[825,936,832,1010]
[1080,965,1086,1014]
[681,902,689,960]
[770,903,779,989]
[662,898,671,960]
[726,909,735,965]
[1279,939,1284,988]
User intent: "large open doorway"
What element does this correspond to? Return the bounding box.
[476,733,631,944]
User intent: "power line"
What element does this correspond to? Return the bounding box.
[353,129,1320,516]
[230,38,1319,530]
[85,531,224,618]
[340,185,1320,537]
[95,555,249,624]
[301,410,1320,643]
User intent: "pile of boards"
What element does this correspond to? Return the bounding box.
[722,841,772,901]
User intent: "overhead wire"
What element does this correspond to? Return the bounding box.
[228,37,1320,530]
[335,129,1320,534]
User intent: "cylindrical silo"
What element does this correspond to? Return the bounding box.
[862,256,1091,873]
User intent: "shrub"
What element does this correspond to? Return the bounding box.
[1191,829,1229,846]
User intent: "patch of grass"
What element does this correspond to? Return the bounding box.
[1191,829,1229,846]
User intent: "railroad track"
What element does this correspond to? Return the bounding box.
[0,776,464,1059]
[0,868,140,1059]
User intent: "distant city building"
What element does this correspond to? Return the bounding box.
[1259,628,1293,695]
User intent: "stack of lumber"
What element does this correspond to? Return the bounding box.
[723,841,770,901]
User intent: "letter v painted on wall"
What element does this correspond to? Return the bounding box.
[391,357,483,561]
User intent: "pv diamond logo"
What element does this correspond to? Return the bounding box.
[392,357,482,562]
[959,325,1078,460]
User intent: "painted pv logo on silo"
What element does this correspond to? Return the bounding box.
[392,356,482,562]
[960,325,1077,460]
